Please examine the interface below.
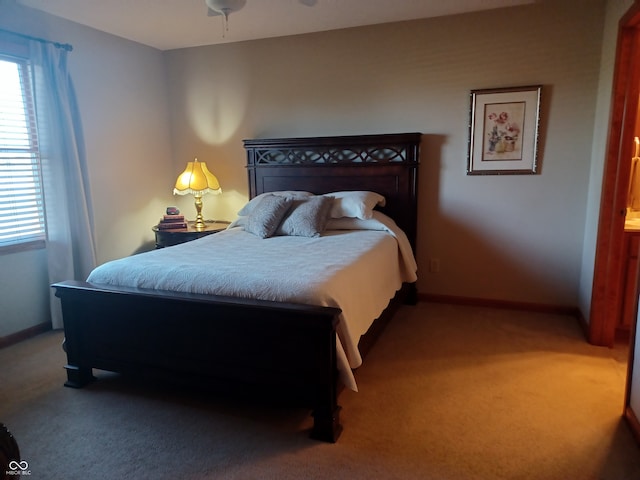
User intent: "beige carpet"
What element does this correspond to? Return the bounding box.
[1,302,639,479]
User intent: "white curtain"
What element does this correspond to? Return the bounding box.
[30,41,97,329]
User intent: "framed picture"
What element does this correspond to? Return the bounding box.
[467,85,542,175]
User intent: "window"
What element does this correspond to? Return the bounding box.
[0,54,46,252]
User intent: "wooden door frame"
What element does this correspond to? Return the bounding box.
[591,1,640,347]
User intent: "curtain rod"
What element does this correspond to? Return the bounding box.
[0,28,73,52]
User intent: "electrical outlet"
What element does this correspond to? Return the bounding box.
[429,258,440,273]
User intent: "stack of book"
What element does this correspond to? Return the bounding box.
[157,214,187,230]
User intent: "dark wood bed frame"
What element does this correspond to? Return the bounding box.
[52,132,421,443]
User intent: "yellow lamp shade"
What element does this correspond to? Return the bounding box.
[173,158,221,195]
[173,158,222,230]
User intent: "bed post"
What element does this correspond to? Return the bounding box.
[310,326,343,442]
[405,282,418,305]
[311,406,343,443]
[54,283,96,388]
[64,364,96,388]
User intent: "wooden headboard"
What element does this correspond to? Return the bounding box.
[243,133,421,249]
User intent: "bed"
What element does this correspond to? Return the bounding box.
[52,132,421,442]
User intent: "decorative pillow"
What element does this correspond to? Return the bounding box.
[323,191,386,219]
[276,196,333,237]
[325,215,388,231]
[227,216,246,229]
[244,194,293,238]
[238,191,313,216]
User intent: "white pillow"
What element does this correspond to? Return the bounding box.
[323,191,385,220]
[325,215,388,231]
[238,191,312,216]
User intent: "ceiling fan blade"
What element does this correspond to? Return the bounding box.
[299,0,318,6]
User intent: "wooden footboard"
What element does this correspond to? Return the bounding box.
[53,280,343,442]
[53,132,421,443]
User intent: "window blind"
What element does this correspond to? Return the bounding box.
[0,56,46,248]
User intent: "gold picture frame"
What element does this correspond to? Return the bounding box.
[467,85,542,175]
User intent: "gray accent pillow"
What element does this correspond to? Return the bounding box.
[238,191,312,216]
[245,194,294,238]
[276,195,333,237]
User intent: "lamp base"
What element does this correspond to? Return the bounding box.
[193,194,206,230]
[193,217,207,231]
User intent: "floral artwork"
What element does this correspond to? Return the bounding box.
[467,86,541,175]
[483,104,524,161]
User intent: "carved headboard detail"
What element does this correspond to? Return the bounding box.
[243,133,421,249]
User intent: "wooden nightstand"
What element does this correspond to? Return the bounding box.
[153,220,231,248]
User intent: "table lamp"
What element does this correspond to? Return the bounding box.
[173,158,222,230]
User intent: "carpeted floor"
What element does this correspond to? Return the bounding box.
[1,302,639,479]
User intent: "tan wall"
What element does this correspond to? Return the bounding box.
[165,0,605,306]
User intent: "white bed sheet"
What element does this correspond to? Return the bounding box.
[87,213,417,391]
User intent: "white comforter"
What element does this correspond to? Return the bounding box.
[87,212,417,391]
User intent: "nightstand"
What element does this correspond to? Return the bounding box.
[153,220,231,248]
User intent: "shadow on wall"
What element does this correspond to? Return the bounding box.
[423,207,578,306]
[132,241,156,255]
[417,133,576,307]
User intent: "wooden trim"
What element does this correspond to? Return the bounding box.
[0,321,52,349]
[621,0,640,27]
[576,308,590,340]
[420,293,581,317]
[590,1,640,347]
[422,294,592,341]
[624,245,640,434]
[625,406,640,445]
